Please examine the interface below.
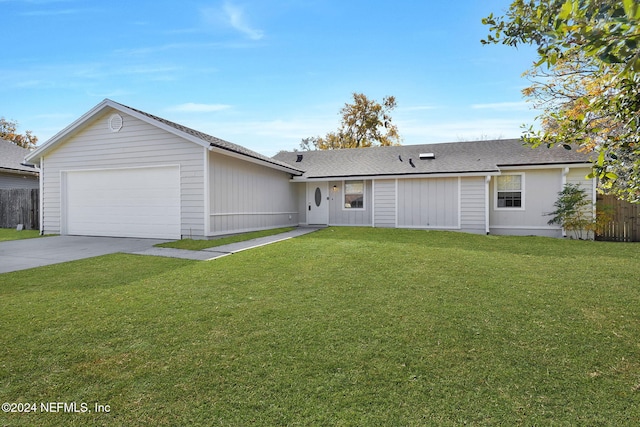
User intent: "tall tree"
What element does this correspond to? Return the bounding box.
[301,93,401,150]
[0,117,38,149]
[482,0,640,203]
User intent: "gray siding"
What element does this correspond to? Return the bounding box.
[294,182,307,224]
[460,176,486,234]
[0,172,39,189]
[490,168,563,237]
[566,167,593,190]
[41,108,205,237]
[566,167,595,239]
[209,152,298,235]
[328,180,372,226]
[397,177,459,228]
[373,179,396,228]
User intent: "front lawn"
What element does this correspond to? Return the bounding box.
[0,228,42,242]
[156,227,295,250]
[1,228,639,425]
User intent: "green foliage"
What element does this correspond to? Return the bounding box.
[483,0,640,203]
[0,117,38,149]
[301,93,401,150]
[2,228,640,425]
[0,228,42,242]
[546,183,594,238]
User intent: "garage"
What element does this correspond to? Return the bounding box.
[63,166,181,239]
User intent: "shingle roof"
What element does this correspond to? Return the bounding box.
[0,139,39,175]
[111,101,304,174]
[272,139,592,179]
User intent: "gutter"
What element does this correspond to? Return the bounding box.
[291,170,501,182]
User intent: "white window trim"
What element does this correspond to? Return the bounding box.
[342,179,366,211]
[494,173,525,211]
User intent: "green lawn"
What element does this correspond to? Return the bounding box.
[156,227,295,250]
[1,228,639,426]
[0,228,42,242]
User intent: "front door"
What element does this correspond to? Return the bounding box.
[307,182,329,225]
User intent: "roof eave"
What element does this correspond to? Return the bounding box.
[292,170,501,181]
[26,99,114,163]
[25,99,302,175]
[497,161,592,170]
[0,167,39,177]
[209,145,304,175]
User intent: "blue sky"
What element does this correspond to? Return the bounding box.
[1,0,539,156]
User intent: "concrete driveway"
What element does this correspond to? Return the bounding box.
[0,236,169,274]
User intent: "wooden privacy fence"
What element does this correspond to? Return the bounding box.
[596,194,639,242]
[0,189,39,230]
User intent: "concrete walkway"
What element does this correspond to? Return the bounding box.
[0,227,321,274]
[0,236,170,274]
[128,227,321,261]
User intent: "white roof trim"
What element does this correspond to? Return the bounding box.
[26,99,209,163]
[24,99,301,175]
[291,171,502,182]
[209,146,303,175]
[498,163,592,171]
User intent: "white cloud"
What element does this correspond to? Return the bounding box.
[202,2,264,40]
[223,2,264,40]
[168,103,232,113]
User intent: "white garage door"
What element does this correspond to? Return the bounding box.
[64,166,181,239]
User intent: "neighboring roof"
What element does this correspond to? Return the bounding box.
[0,139,39,175]
[272,139,593,179]
[25,99,303,175]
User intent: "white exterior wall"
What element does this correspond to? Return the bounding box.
[566,167,595,239]
[295,183,307,225]
[327,180,373,226]
[490,168,564,237]
[397,177,459,229]
[209,152,298,235]
[40,109,205,237]
[566,167,593,190]
[460,176,486,234]
[373,179,396,228]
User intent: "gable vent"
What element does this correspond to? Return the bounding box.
[108,114,123,132]
[419,153,435,159]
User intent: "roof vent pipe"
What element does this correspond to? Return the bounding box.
[296,154,303,162]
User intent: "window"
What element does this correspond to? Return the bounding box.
[344,180,364,209]
[496,174,523,208]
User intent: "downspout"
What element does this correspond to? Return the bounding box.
[561,167,569,238]
[39,157,44,235]
[203,146,211,237]
[592,172,597,240]
[485,175,491,235]
[371,179,376,228]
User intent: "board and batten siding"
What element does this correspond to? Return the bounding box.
[209,152,298,235]
[41,109,205,237]
[373,179,396,228]
[459,176,486,234]
[397,177,459,229]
